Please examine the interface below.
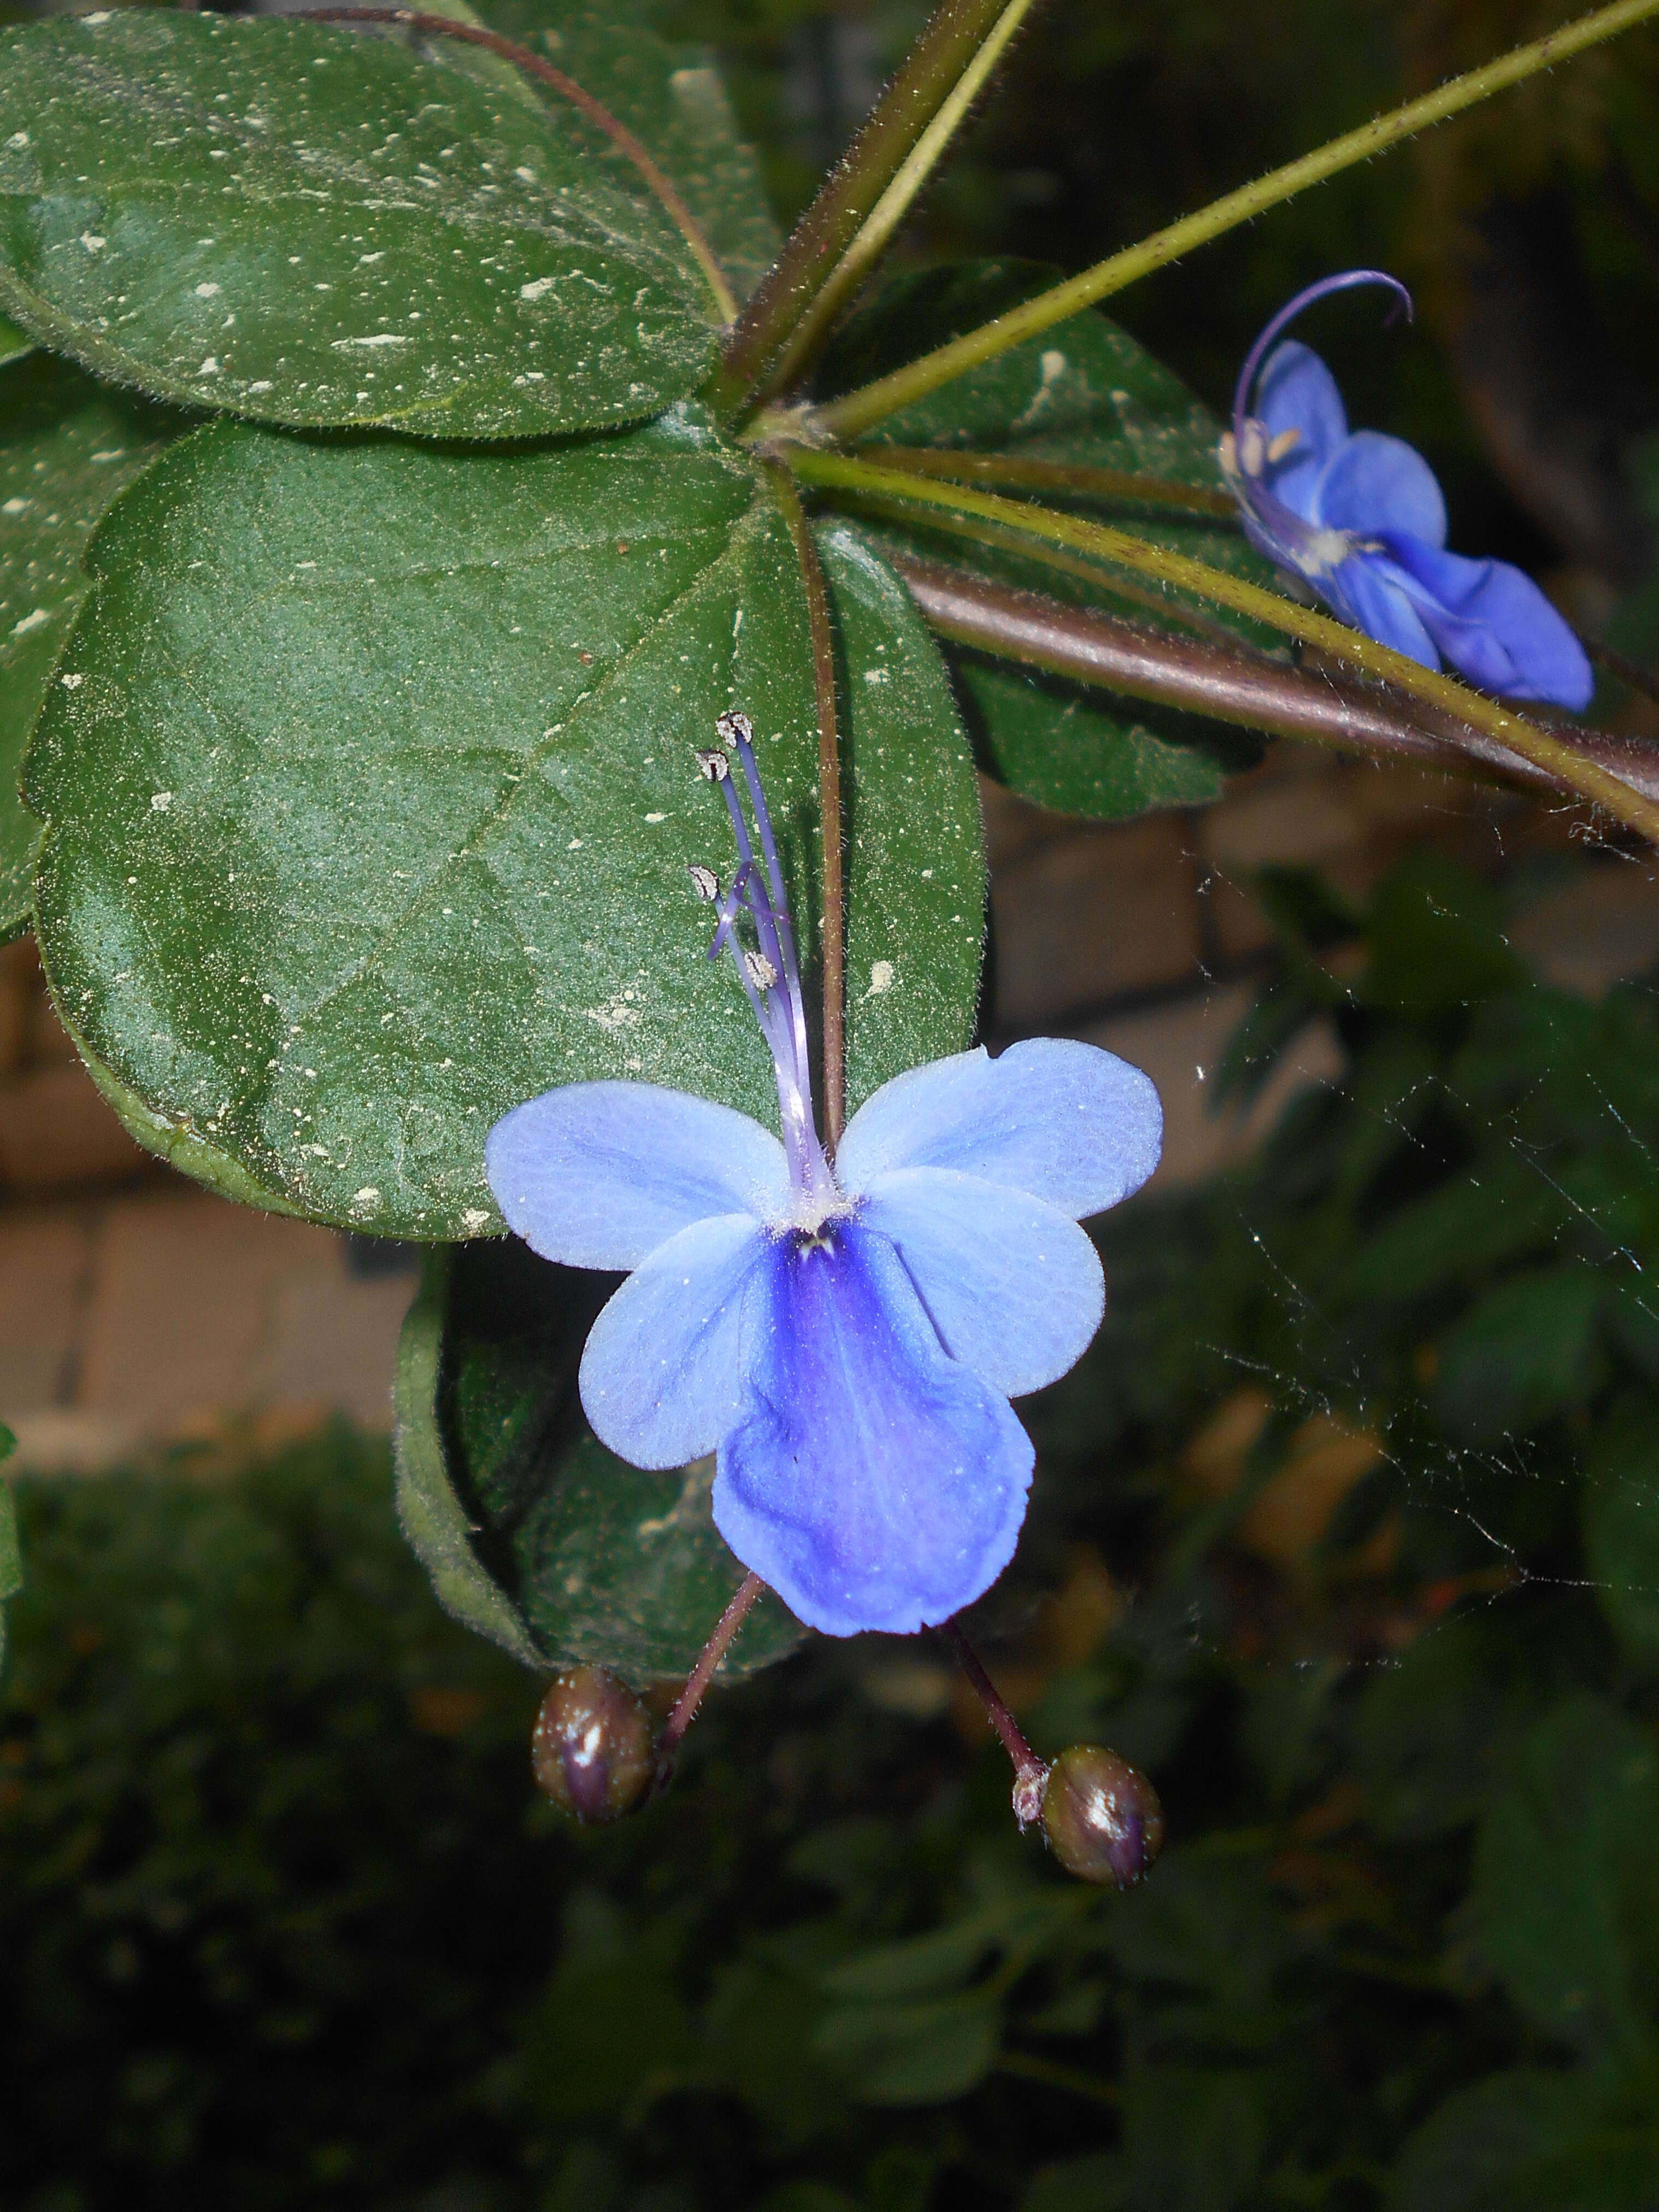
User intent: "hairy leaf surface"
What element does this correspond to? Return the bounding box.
[28,413,983,1234]
[0,13,719,437]
[0,350,186,937]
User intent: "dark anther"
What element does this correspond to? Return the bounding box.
[688,863,721,901]
[1040,1744,1164,1887]
[715,708,754,748]
[530,1666,656,1825]
[693,746,731,782]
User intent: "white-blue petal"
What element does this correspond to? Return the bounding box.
[713,1223,1033,1637]
[858,1167,1104,1398]
[835,1039,1161,1221]
[1314,429,1447,547]
[1257,340,1349,518]
[486,1080,790,1270]
[578,1211,771,1468]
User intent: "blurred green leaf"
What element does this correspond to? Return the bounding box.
[516,1939,695,2122]
[1362,855,1527,1015]
[1384,2069,1588,2212]
[1433,1269,1606,1444]
[1353,1609,1603,1844]
[1022,2151,1123,2211]
[1475,1695,1659,2062]
[1584,1413,1659,1662]
[0,14,719,438]
[0,309,26,366]
[28,416,982,1234]
[816,259,1276,820]
[1114,2065,1265,2212]
[0,349,185,937]
[705,1958,846,2150]
[401,1237,803,1680]
[813,1989,1001,2106]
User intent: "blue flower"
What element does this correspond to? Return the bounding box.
[1222,269,1593,712]
[485,715,1162,1639]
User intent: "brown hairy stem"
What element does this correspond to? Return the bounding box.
[657,1572,764,1766]
[894,554,1659,802]
[939,1620,1049,1825]
[291,7,738,320]
[711,0,1029,411]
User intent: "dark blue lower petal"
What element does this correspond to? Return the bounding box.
[712,1220,1034,1638]
[1372,534,1594,710]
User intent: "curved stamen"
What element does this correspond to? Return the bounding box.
[1230,268,1413,457]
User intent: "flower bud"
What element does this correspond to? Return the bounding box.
[1040,1745,1163,1887]
[531,1666,656,1824]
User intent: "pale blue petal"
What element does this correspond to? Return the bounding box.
[1257,340,1349,519]
[579,1211,771,1468]
[858,1167,1104,1398]
[835,1039,1161,1221]
[1314,429,1446,547]
[713,1223,1033,1637]
[1326,551,1437,669]
[486,1080,789,1270]
[1372,537,1595,710]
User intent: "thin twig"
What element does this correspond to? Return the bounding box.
[710,0,1029,412]
[893,552,1659,799]
[869,447,1237,516]
[657,1571,764,1764]
[940,1619,1049,1823]
[769,467,847,1149]
[785,448,1659,843]
[802,0,1659,442]
[291,7,738,321]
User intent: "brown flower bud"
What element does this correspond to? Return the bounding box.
[531,1666,656,1824]
[1040,1745,1164,1888]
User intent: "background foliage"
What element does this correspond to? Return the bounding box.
[8,861,1659,2210]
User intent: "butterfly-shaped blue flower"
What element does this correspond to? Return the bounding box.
[1223,270,1593,711]
[486,719,1161,1640]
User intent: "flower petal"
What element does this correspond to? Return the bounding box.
[835,1039,1161,1221]
[1257,340,1349,518]
[1370,537,1595,710]
[858,1167,1104,1398]
[1313,429,1447,547]
[713,1223,1033,1637]
[579,1211,771,1467]
[486,1081,790,1269]
[1326,550,1438,669]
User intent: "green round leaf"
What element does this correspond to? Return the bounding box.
[396,1241,804,1680]
[28,414,983,1234]
[0,13,720,438]
[952,651,1259,819]
[0,349,186,938]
